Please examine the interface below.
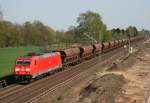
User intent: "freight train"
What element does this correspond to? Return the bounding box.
[14,36,144,83]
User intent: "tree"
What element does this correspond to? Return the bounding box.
[55,26,76,43]
[0,21,14,47]
[32,20,55,46]
[75,11,111,43]
[65,26,76,43]
[126,26,138,37]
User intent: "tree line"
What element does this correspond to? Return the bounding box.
[0,20,56,47]
[0,11,148,48]
[111,26,139,40]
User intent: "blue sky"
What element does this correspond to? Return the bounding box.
[0,0,149,30]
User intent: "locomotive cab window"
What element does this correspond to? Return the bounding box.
[16,60,31,65]
[23,60,31,65]
[16,60,23,65]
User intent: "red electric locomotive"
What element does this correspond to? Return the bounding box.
[14,52,62,82]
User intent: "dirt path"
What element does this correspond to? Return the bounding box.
[113,40,150,103]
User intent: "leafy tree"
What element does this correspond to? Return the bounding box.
[126,26,138,37]
[0,21,14,47]
[75,11,111,43]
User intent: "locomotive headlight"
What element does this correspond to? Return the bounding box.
[25,68,30,72]
[15,68,20,71]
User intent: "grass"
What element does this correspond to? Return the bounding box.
[0,47,42,78]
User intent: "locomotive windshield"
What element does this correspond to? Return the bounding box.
[16,60,31,65]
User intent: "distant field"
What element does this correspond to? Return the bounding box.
[0,47,42,78]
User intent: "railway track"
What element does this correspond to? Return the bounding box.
[0,85,22,96]
[0,40,142,103]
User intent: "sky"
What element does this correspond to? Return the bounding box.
[0,0,149,31]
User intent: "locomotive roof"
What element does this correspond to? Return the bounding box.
[24,51,58,58]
